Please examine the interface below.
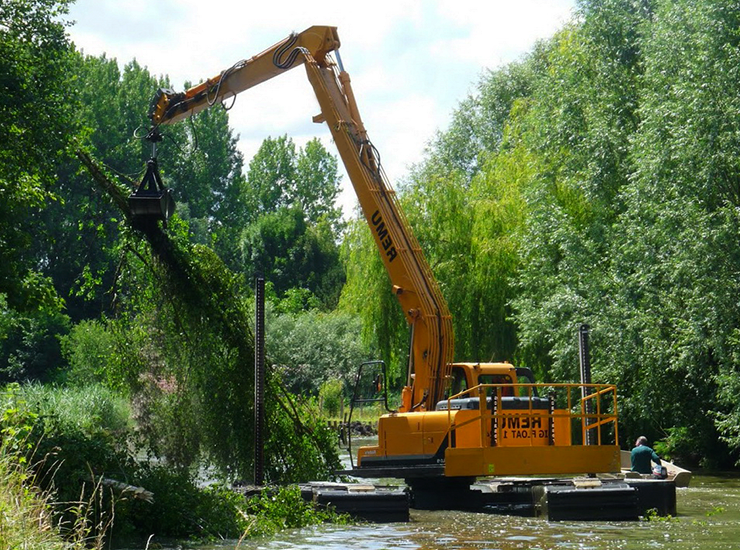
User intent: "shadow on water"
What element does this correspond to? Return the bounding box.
[123,469,740,550]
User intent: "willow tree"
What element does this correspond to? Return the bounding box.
[596,0,740,465]
[340,50,543,372]
[339,216,407,384]
[79,151,340,482]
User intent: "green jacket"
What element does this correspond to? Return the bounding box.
[631,444,661,474]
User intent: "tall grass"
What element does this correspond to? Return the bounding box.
[13,382,133,435]
[0,432,102,549]
[0,383,120,548]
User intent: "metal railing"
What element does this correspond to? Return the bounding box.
[443,383,619,449]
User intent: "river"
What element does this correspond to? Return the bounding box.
[161,472,739,550]
[127,438,740,550]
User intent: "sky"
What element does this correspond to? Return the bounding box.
[64,0,577,216]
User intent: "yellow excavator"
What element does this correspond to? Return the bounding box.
[131,25,621,486]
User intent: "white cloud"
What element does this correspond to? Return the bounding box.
[432,0,575,66]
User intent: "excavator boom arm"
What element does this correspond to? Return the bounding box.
[149,26,341,127]
[149,25,454,410]
[304,59,454,410]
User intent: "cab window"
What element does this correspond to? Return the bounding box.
[514,367,539,397]
[448,367,468,398]
[478,374,513,396]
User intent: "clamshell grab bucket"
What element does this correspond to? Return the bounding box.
[129,188,175,222]
[128,158,176,223]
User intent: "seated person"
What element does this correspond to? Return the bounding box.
[631,436,662,474]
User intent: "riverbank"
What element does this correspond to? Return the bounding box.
[0,383,350,547]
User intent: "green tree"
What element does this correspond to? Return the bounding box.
[83,207,340,480]
[0,0,76,379]
[464,111,531,364]
[295,138,343,231]
[401,167,475,360]
[513,0,646,381]
[267,308,370,396]
[60,319,115,385]
[245,135,298,218]
[428,56,540,179]
[164,103,248,267]
[340,52,542,372]
[240,137,344,308]
[33,55,158,322]
[597,0,740,465]
[37,52,250,320]
[245,135,342,229]
[0,0,74,307]
[339,217,408,383]
[241,206,343,308]
[0,284,69,382]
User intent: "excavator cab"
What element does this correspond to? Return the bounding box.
[128,157,176,224]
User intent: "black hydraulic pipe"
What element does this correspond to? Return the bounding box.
[578,324,595,445]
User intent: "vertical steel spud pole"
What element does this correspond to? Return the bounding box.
[254,276,266,485]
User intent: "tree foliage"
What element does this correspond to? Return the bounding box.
[0,0,75,301]
[245,136,342,230]
[339,217,408,383]
[596,0,740,464]
[76,153,341,481]
[0,0,75,380]
[512,0,740,465]
[241,136,344,308]
[39,55,158,322]
[241,206,343,308]
[267,307,371,396]
[164,104,248,268]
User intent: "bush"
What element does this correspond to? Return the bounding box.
[121,477,350,541]
[319,379,344,417]
[0,303,70,383]
[268,309,370,396]
[0,437,101,550]
[243,485,351,537]
[0,383,134,537]
[117,466,249,540]
[0,383,118,548]
[60,320,115,387]
[264,379,342,483]
[17,383,132,436]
